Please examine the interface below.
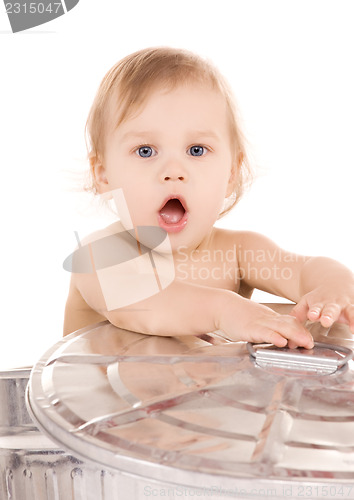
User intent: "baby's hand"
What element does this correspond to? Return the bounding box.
[291,284,354,333]
[219,297,314,349]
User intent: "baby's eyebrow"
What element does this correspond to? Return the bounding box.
[118,130,156,143]
[189,130,221,141]
[119,129,221,143]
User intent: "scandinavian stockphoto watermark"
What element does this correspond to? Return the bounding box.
[175,245,305,283]
[3,0,79,32]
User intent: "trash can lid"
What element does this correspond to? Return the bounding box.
[27,309,354,493]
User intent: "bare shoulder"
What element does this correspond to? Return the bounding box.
[210,227,264,249]
[213,228,294,253]
[63,221,125,336]
[215,228,270,244]
[229,230,307,262]
[78,220,125,245]
[214,228,308,301]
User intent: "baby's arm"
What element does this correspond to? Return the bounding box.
[63,276,107,336]
[67,269,313,348]
[235,231,354,334]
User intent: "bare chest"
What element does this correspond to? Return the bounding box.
[173,246,239,292]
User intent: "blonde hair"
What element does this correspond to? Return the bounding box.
[85,47,252,217]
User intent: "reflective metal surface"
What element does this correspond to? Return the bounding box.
[247,341,353,375]
[0,368,161,500]
[0,368,83,499]
[26,304,354,498]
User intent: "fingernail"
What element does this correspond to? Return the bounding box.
[321,315,333,325]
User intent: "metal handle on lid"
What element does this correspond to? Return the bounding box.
[247,342,353,375]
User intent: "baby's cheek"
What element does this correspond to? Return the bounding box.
[110,188,137,228]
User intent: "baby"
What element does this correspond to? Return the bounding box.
[63,47,354,349]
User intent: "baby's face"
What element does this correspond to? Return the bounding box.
[96,83,236,251]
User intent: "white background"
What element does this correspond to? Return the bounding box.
[0,0,353,369]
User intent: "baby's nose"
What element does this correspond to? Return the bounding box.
[160,160,188,182]
[163,174,185,181]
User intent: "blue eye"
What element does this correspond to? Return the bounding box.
[188,145,206,157]
[137,146,155,158]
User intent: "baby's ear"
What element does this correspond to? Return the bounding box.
[90,154,109,194]
[226,152,241,197]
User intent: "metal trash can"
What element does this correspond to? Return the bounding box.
[2,306,354,499]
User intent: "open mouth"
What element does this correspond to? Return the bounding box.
[158,197,188,233]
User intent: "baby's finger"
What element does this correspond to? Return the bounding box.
[307,303,323,322]
[319,303,342,328]
[261,330,289,348]
[269,316,314,349]
[341,304,354,333]
[288,339,301,349]
[349,305,354,333]
[291,299,310,323]
[247,324,288,348]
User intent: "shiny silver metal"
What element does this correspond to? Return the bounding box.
[0,368,33,430]
[1,304,354,499]
[0,367,80,499]
[24,306,354,499]
[247,341,353,375]
[0,368,148,500]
